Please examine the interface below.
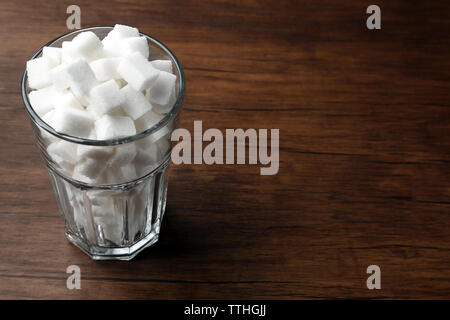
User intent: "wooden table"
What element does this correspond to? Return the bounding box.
[0,0,448,299]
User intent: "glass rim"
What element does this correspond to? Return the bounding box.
[21,26,185,146]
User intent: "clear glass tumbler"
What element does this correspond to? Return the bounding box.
[21,27,185,260]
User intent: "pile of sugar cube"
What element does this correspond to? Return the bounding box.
[26,24,176,185]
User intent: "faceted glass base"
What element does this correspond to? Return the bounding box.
[66,229,159,261]
[49,159,170,261]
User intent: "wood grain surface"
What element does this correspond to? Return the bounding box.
[0,0,449,299]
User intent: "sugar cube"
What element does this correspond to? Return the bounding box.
[47,140,78,165]
[61,41,75,64]
[41,109,56,125]
[147,85,176,114]
[47,107,94,138]
[102,24,140,58]
[77,143,114,162]
[120,84,152,120]
[95,114,136,140]
[109,24,139,39]
[73,157,105,180]
[103,163,138,184]
[42,47,62,66]
[134,143,159,167]
[50,59,99,96]
[88,80,125,117]
[102,37,121,58]
[121,37,149,59]
[28,86,55,117]
[76,129,114,161]
[87,189,114,206]
[146,71,176,106]
[117,52,159,91]
[151,60,173,73]
[134,151,159,177]
[90,58,122,82]
[135,109,164,133]
[135,126,170,150]
[26,57,55,89]
[52,90,83,110]
[51,154,75,173]
[107,143,137,167]
[119,163,138,181]
[67,31,103,62]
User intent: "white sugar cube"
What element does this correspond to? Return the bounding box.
[117,52,159,91]
[105,163,138,184]
[102,24,140,57]
[91,196,115,217]
[88,80,125,117]
[108,143,137,167]
[134,152,159,177]
[90,58,122,81]
[109,24,139,39]
[47,107,94,138]
[136,126,170,150]
[77,143,114,162]
[95,114,136,140]
[65,59,99,96]
[47,140,78,165]
[146,71,176,106]
[147,85,176,114]
[120,84,152,120]
[134,143,159,167]
[91,200,114,218]
[67,31,103,62]
[151,60,173,73]
[41,109,56,125]
[119,163,138,181]
[135,109,164,133]
[51,59,99,96]
[61,41,75,63]
[50,64,69,91]
[72,168,94,184]
[77,129,114,161]
[52,90,83,110]
[42,47,62,66]
[41,132,58,147]
[51,154,75,173]
[28,86,55,117]
[102,37,121,58]
[26,57,55,89]
[87,189,113,206]
[73,158,105,180]
[149,128,171,158]
[121,37,149,58]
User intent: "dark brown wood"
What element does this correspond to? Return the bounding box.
[0,0,449,299]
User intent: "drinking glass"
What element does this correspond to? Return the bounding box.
[21,26,185,260]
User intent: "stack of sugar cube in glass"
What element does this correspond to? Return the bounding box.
[26,24,177,185]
